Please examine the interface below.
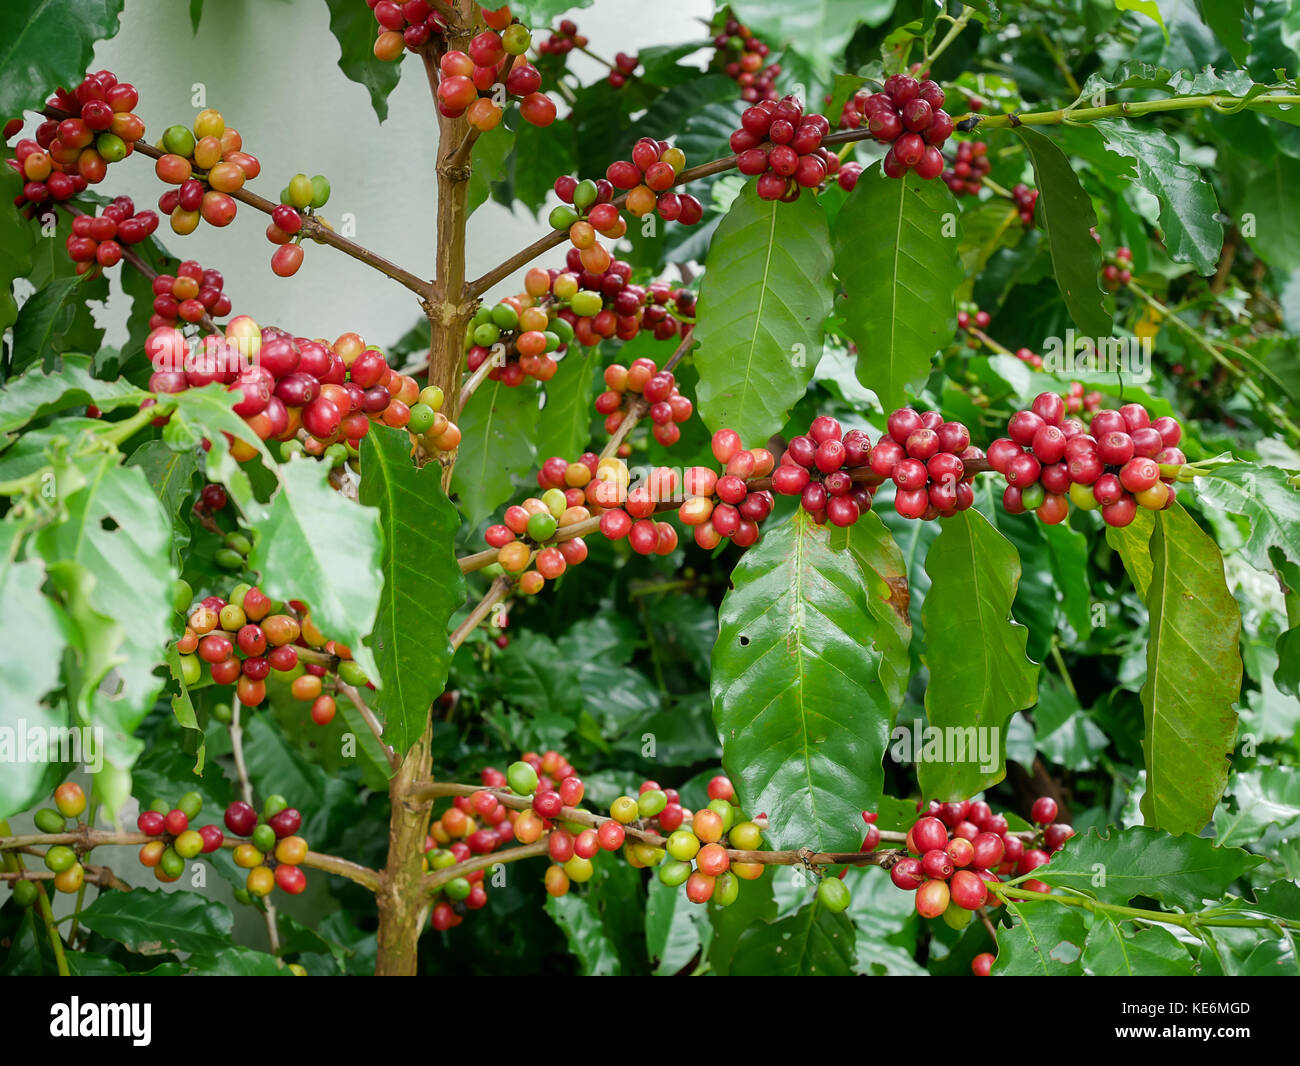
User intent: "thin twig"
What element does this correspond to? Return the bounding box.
[338,682,400,772]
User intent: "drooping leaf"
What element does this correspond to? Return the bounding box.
[126,440,200,569]
[322,0,402,122]
[1139,504,1242,834]
[919,509,1039,800]
[835,166,963,411]
[1106,505,1156,598]
[78,889,233,956]
[0,0,125,119]
[0,169,36,334]
[712,509,902,854]
[1241,154,1300,274]
[450,378,540,528]
[10,274,109,376]
[693,183,834,447]
[645,876,708,976]
[358,426,464,758]
[535,346,598,463]
[163,644,204,774]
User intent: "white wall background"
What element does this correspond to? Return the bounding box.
[86,0,713,350]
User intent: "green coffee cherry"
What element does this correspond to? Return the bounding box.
[707,798,735,833]
[666,830,700,862]
[506,761,539,796]
[472,322,500,347]
[263,794,288,819]
[172,578,193,614]
[34,808,66,834]
[288,173,315,209]
[548,204,580,230]
[658,859,692,887]
[174,829,204,859]
[223,531,252,556]
[177,791,204,820]
[338,661,369,687]
[310,175,331,209]
[637,789,668,818]
[251,824,277,854]
[160,848,186,880]
[572,179,598,211]
[212,702,233,723]
[214,549,245,570]
[569,290,602,317]
[490,303,519,331]
[44,846,77,873]
[162,124,196,157]
[817,876,851,913]
[526,512,558,543]
[444,877,472,901]
[12,880,38,907]
[714,870,740,907]
[408,402,436,435]
[233,887,252,905]
[179,653,201,686]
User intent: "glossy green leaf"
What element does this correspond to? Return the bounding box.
[10,274,109,376]
[694,183,834,447]
[1140,505,1242,834]
[0,355,150,437]
[919,509,1038,800]
[451,378,540,528]
[1106,505,1156,598]
[993,900,1087,975]
[1013,127,1111,337]
[0,169,36,334]
[1216,767,1300,845]
[0,0,125,119]
[535,346,599,463]
[163,644,203,774]
[645,876,708,976]
[188,947,287,976]
[127,440,199,569]
[322,0,402,122]
[730,901,856,976]
[1083,919,1194,976]
[468,122,515,217]
[1195,463,1300,573]
[1242,155,1300,274]
[78,889,233,956]
[248,458,383,682]
[1193,0,1250,64]
[835,166,963,410]
[712,510,905,853]
[358,426,464,758]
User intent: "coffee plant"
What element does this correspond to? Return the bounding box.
[1,0,1299,982]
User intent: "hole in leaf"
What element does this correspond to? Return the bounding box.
[100,517,119,532]
[738,634,750,647]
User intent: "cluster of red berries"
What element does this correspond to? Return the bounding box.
[9,71,144,208]
[223,798,310,898]
[886,796,1072,924]
[604,139,703,222]
[595,358,693,446]
[941,140,990,196]
[541,255,692,348]
[1011,183,1039,226]
[861,74,953,180]
[644,776,764,906]
[154,109,260,236]
[536,19,585,56]
[596,464,684,555]
[265,174,329,278]
[146,260,231,329]
[769,415,874,527]
[671,431,776,550]
[1011,347,1044,369]
[991,393,1185,527]
[435,20,554,130]
[484,486,592,593]
[65,197,158,273]
[1062,380,1104,415]
[1102,245,1134,290]
[369,0,450,59]
[871,409,983,521]
[174,584,364,723]
[711,14,780,103]
[135,791,224,884]
[20,785,91,900]
[730,97,839,202]
[550,173,623,237]
[607,52,640,88]
[465,296,570,385]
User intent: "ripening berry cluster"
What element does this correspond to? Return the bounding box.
[956,304,990,336]
[861,74,954,180]
[551,173,624,237]
[536,19,585,56]
[941,140,990,196]
[369,0,452,57]
[465,297,572,385]
[731,96,840,202]
[668,431,775,549]
[770,415,875,528]
[154,109,260,236]
[711,15,780,103]
[9,71,144,208]
[603,138,704,222]
[265,173,331,278]
[434,19,555,130]
[1010,183,1039,226]
[175,584,366,724]
[595,358,693,446]
[66,197,158,274]
[606,52,640,88]
[146,259,230,329]
[991,393,1185,527]
[484,486,592,593]
[871,409,984,521]
[887,796,1073,925]
[135,791,223,884]
[223,798,310,898]
[21,785,90,900]
[1102,245,1134,291]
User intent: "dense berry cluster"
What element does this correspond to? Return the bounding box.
[21,785,90,899]
[435,22,554,130]
[607,52,640,88]
[991,393,1185,526]
[1102,245,1134,291]
[146,259,231,329]
[264,173,330,278]
[483,487,592,593]
[711,14,779,102]
[135,791,224,884]
[769,415,874,527]
[861,74,953,180]
[730,96,839,201]
[870,409,983,520]
[536,19,585,56]
[369,0,451,58]
[1010,182,1039,226]
[154,109,260,236]
[595,358,693,445]
[884,796,1073,925]
[65,197,158,273]
[465,296,571,384]
[602,139,703,222]
[672,431,775,549]
[174,583,366,724]
[941,140,990,195]
[223,797,310,898]
[10,70,143,208]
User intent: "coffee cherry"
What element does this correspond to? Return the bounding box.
[54,782,87,819]
[971,952,995,976]
[915,878,950,918]
[817,877,851,913]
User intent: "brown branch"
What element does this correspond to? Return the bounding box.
[449,575,511,648]
[0,863,131,892]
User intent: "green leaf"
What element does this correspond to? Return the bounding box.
[712,509,902,854]
[693,183,834,447]
[1195,463,1300,573]
[993,900,1087,975]
[535,347,598,463]
[727,0,893,78]
[188,947,287,976]
[248,458,383,682]
[1241,154,1300,274]
[322,0,402,122]
[1033,675,1110,770]
[1216,767,1300,845]
[1083,919,1194,975]
[1090,120,1222,275]
[0,0,125,119]
[919,509,1038,800]
[731,901,857,976]
[1033,825,1264,908]
[126,440,199,569]
[510,117,576,213]
[0,521,69,820]
[835,166,963,410]
[166,385,277,518]
[1116,0,1167,37]
[0,169,36,334]
[1194,0,1250,65]
[645,876,707,975]
[1139,505,1243,834]
[0,355,150,437]
[1106,505,1156,598]
[1013,127,1111,338]
[10,274,109,376]
[78,889,233,956]
[358,426,465,758]
[468,122,515,216]
[450,378,539,528]
[163,642,204,774]
[834,511,912,708]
